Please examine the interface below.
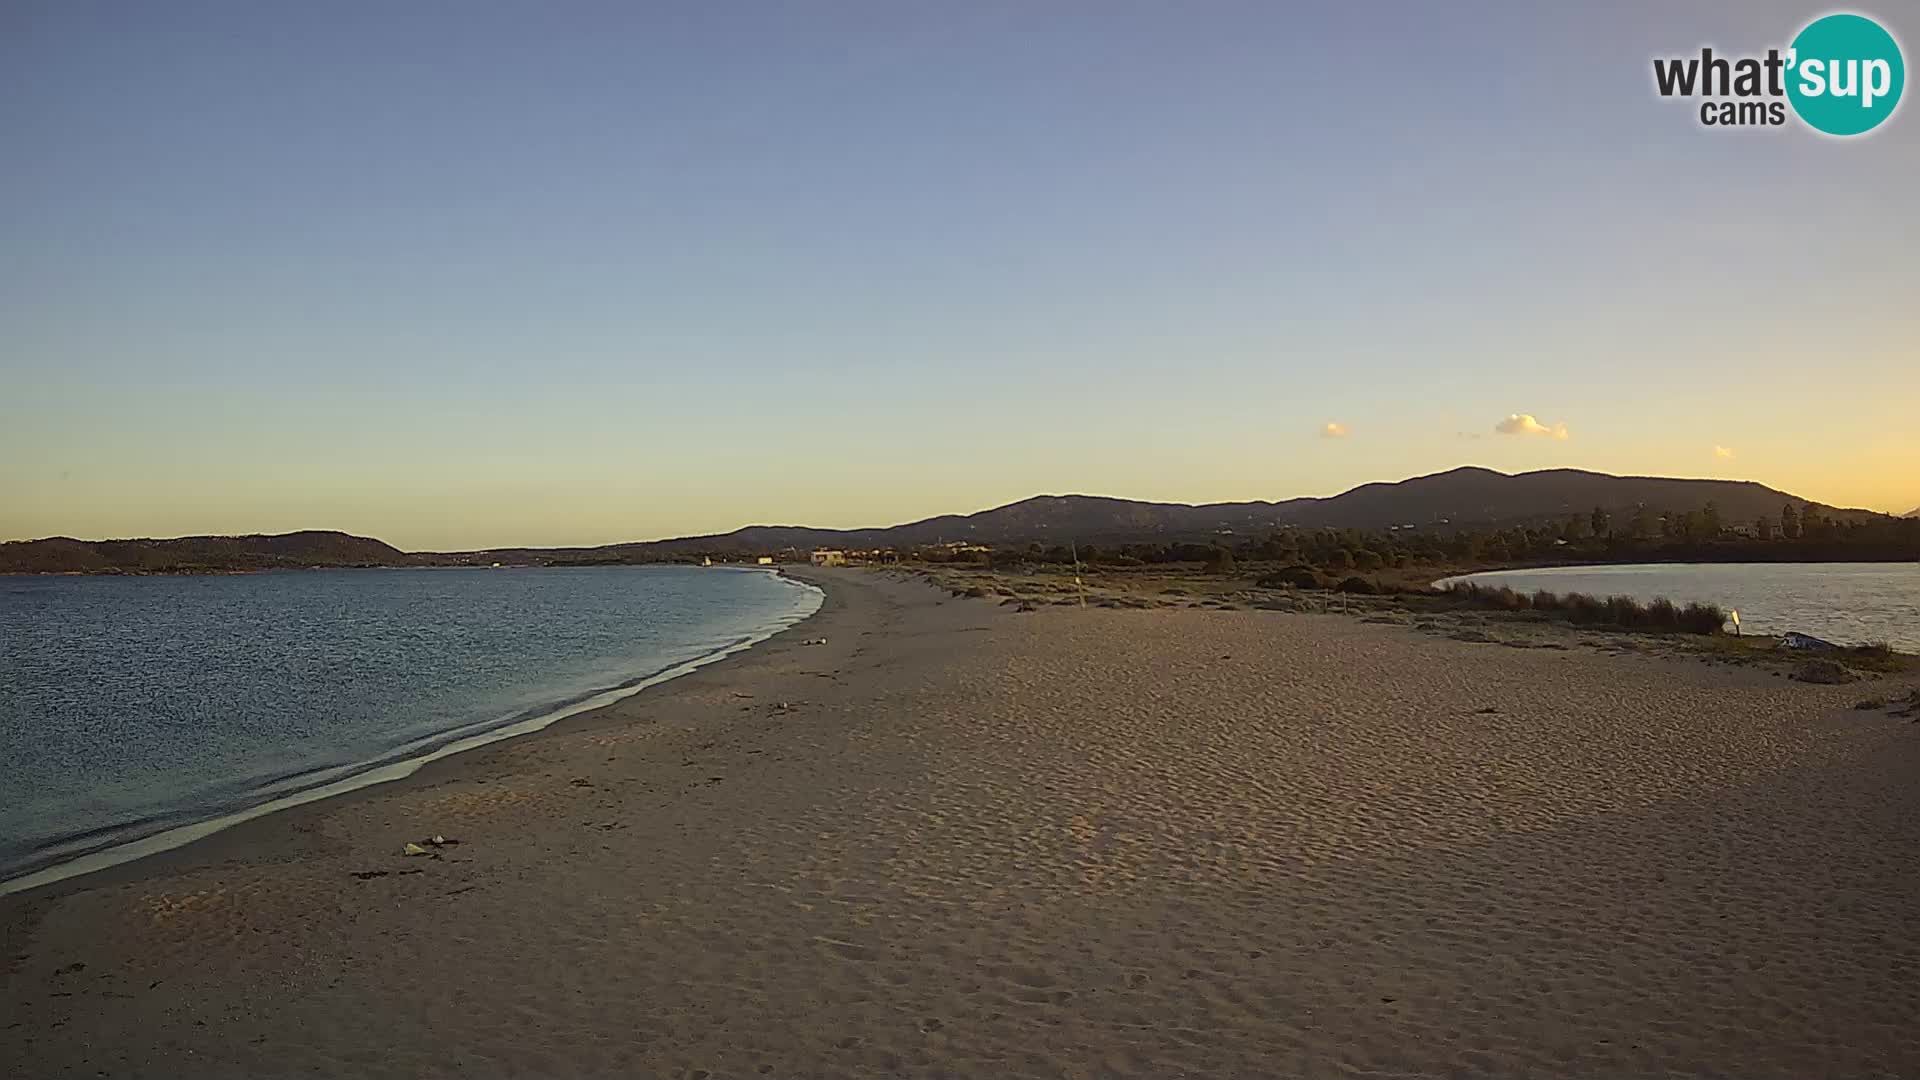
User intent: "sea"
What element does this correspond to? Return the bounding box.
[0,565,821,893]
[1439,562,1920,651]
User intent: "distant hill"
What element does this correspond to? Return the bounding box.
[0,531,412,574]
[1254,466,1868,533]
[4,468,1889,572]
[600,467,1877,556]
[1906,507,1920,518]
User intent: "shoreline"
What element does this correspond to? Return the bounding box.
[0,566,828,901]
[7,569,1916,1076]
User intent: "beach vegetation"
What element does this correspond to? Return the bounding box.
[1441,582,1726,634]
[1842,641,1908,673]
[1256,565,1323,589]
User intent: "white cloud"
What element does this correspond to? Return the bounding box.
[1714,445,1735,459]
[1320,422,1350,439]
[1495,413,1570,439]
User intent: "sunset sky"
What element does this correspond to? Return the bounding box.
[4,1,1915,550]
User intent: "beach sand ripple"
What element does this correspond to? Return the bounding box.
[4,570,1916,1077]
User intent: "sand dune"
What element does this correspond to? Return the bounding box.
[4,568,1917,1077]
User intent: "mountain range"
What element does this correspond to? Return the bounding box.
[2,467,1895,574]
[543,466,1880,558]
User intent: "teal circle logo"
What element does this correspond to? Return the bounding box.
[1786,13,1905,136]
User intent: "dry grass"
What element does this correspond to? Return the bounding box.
[901,563,1919,680]
[1439,582,1726,635]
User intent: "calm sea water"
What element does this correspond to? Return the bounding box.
[0,566,820,890]
[1441,562,1920,651]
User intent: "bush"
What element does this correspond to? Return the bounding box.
[1202,547,1235,574]
[1561,592,1604,623]
[1447,583,1529,610]
[1678,602,1726,634]
[1444,583,1723,635]
[1335,576,1378,594]
[1256,565,1322,589]
[1604,594,1644,627]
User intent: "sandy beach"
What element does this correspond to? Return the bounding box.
[4,567,1918,1078]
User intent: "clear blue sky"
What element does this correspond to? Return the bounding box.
[4,1,1915,548]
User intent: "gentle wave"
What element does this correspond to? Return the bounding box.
[0,567,823,896]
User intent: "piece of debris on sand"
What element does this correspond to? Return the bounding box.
[402,835,463,858]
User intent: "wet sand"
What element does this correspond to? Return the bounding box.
[4,567,1917,1077]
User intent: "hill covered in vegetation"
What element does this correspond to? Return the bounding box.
[0,531,413,574]
[598,467,1879,558]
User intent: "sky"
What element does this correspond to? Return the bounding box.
[3,1,1916,550]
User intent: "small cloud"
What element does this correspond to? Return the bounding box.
[1714,445,1735,459]
[1320,422,1349,439]
[1495,413,1570,440]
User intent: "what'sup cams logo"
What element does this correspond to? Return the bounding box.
[1654,11,1905,135]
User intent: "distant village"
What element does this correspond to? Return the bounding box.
[700,541,991,568]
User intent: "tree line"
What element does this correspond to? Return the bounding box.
[923,501,1919,573]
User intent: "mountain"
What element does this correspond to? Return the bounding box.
[3,468,1888,572]
[583,467,1877,556]
[1255,466,1859,533]
[1906,508,1920,518]
[0,531,412,574]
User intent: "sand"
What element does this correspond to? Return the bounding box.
[4,567,1918,1078]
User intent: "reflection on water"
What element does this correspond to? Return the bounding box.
[1441,562,1920,651]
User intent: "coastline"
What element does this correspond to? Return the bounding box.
[6,568,1917,1077]
[0,565,826,900]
